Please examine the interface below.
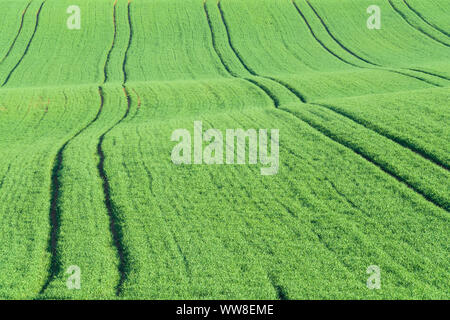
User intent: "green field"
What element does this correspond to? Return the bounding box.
[0,0,448,299]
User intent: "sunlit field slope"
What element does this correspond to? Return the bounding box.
[0,0,448,299]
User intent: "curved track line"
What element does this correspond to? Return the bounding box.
[104,0,118,83]
[40,87,105,294]
[205,0,292,299]
[402,0,450,37]
[2,1,45,87]
[280,106,449,213]
[387,0,449,47]
[0,164,12,191]
[310,102,449,171]
[217,0,306,103]
[300,0,444,87]
[210,1,448,213]
[290,0,360,68]
[204,1,237,77]
[204,1,279,106]
[96,1,134,295]
[407,68,450,82]
[268,274,288,300]
[96,86,130,296]
[303,0,378,66]
[128,87,141,121]
[0,1,33,65]
[292,1,449,171]
[219,0,443,170]
[292,0,446,85]
[217,1,258,76]
[123,1,133,83]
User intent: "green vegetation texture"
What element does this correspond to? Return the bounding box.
[0,0,448,299]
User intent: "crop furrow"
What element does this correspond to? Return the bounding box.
[210,0,449,213]
[393,70,444,86]
[290,0,359,68]
[204,1,279,107]
[217,0,306,104]
[0,164,12,191]
[136,124,192,278]
[292,0,445,86]
[2,0,45,87]
[325,178,360,211]
[217,0,441,173]
[129,88,141,121]
[35,98,51,128]
[301,0,443,87]
[402,0,450,37]
[203,0,237,77]
[40,87,105,294]
[95,2,134,294]
[311,102,450,171]
[265,77,306,103]
[387,0,449,47]
[303,0,378,66]
[280,106,449,213]
[268,274,288,300]
[104,0,118,83]
[96,86,130,296]
[217,1,258,76]
[0,1,33,65]
[123,1,133,83]
[407,68,450,82]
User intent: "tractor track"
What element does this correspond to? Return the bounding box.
[205,2,295,297]
[280,106,449,213]
[402,0,450,38]
[2,0,46,87]
[209,0,449,213]
[204,1,279,107]
[218,0,305,103]
[104,0,118,83]
[218,0,310,104]
[387,0,449,48]
[311,102,449,172]
[0,0,33,65]
[96,0,135,295]
[40,86,105,294]
[301,0,446,87]
[218,0,448,174]
[292,0,446,85]
[290,1,449,171]
[95,86,130,296]
[0,164,12,191]
[123,1,133,83]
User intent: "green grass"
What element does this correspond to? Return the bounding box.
[0,0,448,299]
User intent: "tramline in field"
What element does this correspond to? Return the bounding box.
[0,0,448,300]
